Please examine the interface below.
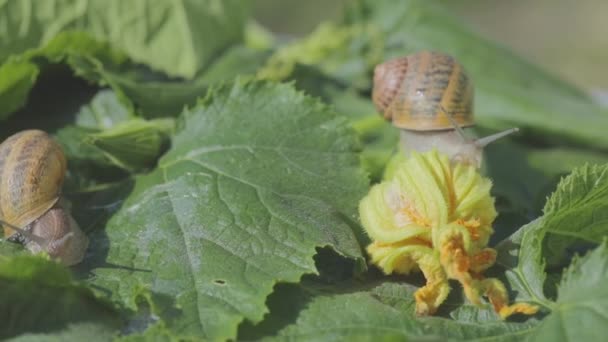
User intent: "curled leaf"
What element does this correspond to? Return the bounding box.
[86,119,174,172]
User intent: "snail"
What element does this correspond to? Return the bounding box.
[372,50,518,167]
[0,130,88,265]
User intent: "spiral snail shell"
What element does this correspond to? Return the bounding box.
[373,51,517,167]
[373,51,474,131]
[0,130,88,265]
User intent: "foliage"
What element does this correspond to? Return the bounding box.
[0,0,607,341]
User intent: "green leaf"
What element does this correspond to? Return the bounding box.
[87,118,174,172]
[75,89,133,130]
[528,242,608,341]
[294,66,399,182]
[0,60,39,120]
[0,255,121,340]
[542,164,608,265]
[85,81,368,340]
[0,30,126,120]
[0,0,253,119]
[342,0,608,150]
[497,218,552,307]
[240,281,536,341]
[69,44,269,118]
[278,64,398,182]
[0,0,248,79]
[0,65,100,139]
[355,120,397,183]
[56,126,119,170]
[497,164,608,307]
[55,125,129,194]
[55,89,137,177]
[8,323,118,342]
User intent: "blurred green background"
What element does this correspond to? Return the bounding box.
[254,0,608,91]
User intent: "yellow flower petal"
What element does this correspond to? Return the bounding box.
[469,248,497,274]
[479,278,540,319]
[367,241,433,275]
[359,150,535,318]
[359,182,431,244]
[367,241,450,315]
[451,162,497,245]
[391,151,451,228]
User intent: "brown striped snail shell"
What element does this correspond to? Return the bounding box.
[373,50,474,131]
[0,130,88,265]
[0,130,66,237]
[373,51,517,167]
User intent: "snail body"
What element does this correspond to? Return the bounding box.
[373,51,517,167]
[25,205,88,265]
[0,130,88,265]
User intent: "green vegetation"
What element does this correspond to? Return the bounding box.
[1,0,607,340]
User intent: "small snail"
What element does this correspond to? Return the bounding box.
[0,130,88,265]
[373,50,518,167]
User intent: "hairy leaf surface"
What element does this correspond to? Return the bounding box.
[85,81,368,340]
[497,164,608,308]
[0,0,247,78]
[529,242,608,341]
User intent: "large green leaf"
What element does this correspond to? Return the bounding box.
[0,0,248,78]
[0,256,121,340]
[528,242,608,341]
[84,81,368,340]
[250,249,608,342]
[284,64,398,183]
[541,164,608,265]
[497,218,552,307]
[497,164,608,307]
[240,281,536,341]
[0,0,254,120]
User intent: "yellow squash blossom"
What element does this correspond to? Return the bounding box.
[359,150,537,318]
